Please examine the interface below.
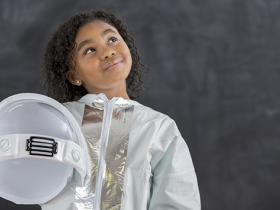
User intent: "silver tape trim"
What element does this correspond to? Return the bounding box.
[73,105,103,210]
[73,96,134,210]
[100,104,134,210]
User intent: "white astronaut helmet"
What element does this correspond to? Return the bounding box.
[0,93,91,205]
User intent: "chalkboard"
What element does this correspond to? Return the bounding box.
[1,0,280,209]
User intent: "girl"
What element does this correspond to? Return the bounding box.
[40,9,200,210]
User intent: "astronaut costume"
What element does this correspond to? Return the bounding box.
[39,92,201,210]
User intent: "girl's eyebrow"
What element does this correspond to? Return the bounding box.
[77,39,93,52]
[77,28,118,53]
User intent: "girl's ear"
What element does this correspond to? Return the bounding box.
[65,70,81,86]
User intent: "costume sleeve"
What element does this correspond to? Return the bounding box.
[148,120,201,210]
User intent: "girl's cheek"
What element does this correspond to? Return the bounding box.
[122,45,131,57]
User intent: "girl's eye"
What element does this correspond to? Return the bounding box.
[84,37,118,55]
[108,36,118,44]
[85,47,95,55]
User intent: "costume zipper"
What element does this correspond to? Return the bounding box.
[93,94,118,210]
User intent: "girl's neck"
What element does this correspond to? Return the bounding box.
[86,81,130,100]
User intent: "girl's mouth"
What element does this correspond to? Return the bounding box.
[106,61,122,70]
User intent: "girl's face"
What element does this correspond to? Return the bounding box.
[66,20,132,96]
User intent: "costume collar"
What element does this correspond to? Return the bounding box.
[78,93,141,109]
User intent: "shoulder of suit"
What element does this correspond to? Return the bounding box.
[62,100,174,125]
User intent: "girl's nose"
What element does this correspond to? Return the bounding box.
[101,48,116,59]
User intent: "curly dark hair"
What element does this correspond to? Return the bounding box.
[40,9,149,103]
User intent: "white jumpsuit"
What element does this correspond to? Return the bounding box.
[40,93,201,210]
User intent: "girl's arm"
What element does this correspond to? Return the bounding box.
[148,123,201,210]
